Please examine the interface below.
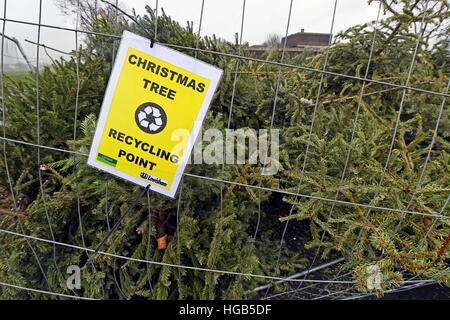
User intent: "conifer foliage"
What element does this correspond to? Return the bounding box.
[0,0,449,299]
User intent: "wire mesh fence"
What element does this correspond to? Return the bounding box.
[0,0,449,300]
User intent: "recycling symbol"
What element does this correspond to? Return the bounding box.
[135,102,167,134]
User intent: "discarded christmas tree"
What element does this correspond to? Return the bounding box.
[0,0,449,299]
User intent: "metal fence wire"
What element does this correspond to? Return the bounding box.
[0,0,449,300]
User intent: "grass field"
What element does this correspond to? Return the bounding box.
[4,71,30,82]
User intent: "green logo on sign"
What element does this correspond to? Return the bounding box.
[97,153,117,167]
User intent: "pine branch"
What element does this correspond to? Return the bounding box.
[375,0,422,56]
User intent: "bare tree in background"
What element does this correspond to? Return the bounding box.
[262,33,281,48]
[55,0,124,31]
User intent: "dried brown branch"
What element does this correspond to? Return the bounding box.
[0,208,25,219]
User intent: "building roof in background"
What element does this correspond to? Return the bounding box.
[281,29,332,48]
[247,29,332,56]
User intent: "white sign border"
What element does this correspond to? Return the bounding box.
[87,30,223,198]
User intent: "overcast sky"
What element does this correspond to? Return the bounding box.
[0,0,381,65]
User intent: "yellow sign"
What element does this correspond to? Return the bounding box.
[88,31,223,197]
